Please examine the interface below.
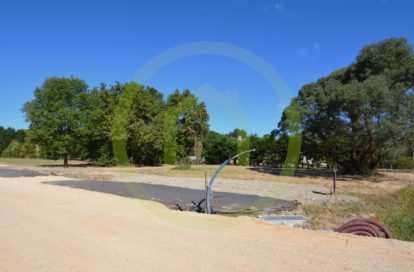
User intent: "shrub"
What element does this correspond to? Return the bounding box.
[393,157,414,169]
[1,140,22,158]
[95,153,116,167]
[173,157,191,170]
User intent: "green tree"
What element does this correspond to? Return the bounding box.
[166,90,209,163]
[0,127,25,154]
[249,134,264,166]
[229,129,250,165]
[126,83,164,165]
[1,140,22,157]
[294,38,414,175]
[202,131,237,164]
[19,130,40,158]
[83,83,121,166]
[22,77,89,167]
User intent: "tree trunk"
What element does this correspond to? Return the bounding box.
[63,153,68,168]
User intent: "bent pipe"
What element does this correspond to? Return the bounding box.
[205,149,255,214]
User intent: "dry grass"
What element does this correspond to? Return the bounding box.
[302,185,414,241]
[0,157,86,167]
[302,201,367,230]
[130,164,413,195]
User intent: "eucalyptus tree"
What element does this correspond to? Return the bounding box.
[294,38,414,174]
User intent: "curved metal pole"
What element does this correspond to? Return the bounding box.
[206,149,255,214]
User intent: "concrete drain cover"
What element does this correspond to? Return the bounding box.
[259,215,306,227]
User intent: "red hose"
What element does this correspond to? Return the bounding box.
[335,218,392,239]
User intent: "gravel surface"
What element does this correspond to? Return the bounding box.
[112,173,358,205]
[0,176,412,272]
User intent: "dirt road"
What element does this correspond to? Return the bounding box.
[0,176,413,272]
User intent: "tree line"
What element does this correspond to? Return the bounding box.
[1,37,413,174]
[19,79,212,167]
[0,127,26,157]
[1,76,291,168]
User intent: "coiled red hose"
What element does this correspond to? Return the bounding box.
[335,218,392,239]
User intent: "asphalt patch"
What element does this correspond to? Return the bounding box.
[0,168,47,177]
[46,180,299,214]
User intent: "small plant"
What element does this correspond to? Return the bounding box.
[94,153,116,167]
[173,157,192,170]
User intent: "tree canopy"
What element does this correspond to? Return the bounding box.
[293,38,414,174]
[22,77,90,167]
[21,78,210,166]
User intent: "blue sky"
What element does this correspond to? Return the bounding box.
[1,0,413,135]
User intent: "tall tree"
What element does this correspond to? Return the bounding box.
[294,38,414,175]
[84,83,121,166]
[166,90,209,163]
[126,82,164,165]
[22,77,89,167]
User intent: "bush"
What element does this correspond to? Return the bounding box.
[1,140,22,158]
[19,136,41,158]
[173,157,191,170]
[95,153,116,167]
[377,185,414,241]
[394,157,414,169]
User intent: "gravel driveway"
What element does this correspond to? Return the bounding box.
[112,173,358,205]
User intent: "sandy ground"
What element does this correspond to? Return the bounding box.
[0,176,413,272]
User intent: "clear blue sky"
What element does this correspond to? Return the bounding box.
[1,0,413,135]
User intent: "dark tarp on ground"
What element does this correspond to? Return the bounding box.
[0,168,46,177]
[47,180,299,213]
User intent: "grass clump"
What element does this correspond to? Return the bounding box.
[172,157,192,170]
[302,201,363,230]
[377,185,414,241]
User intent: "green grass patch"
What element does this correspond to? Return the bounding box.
[376,185,414,241]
